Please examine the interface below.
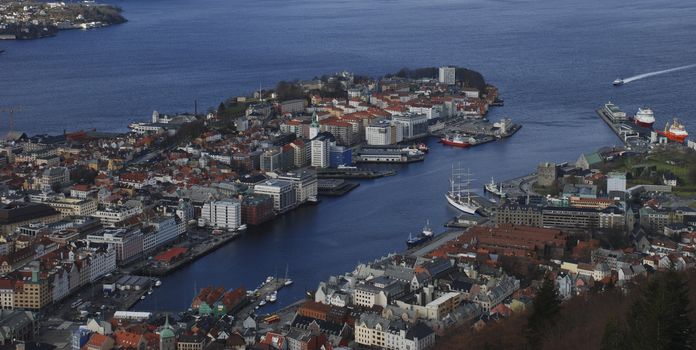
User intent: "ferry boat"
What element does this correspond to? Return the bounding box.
[440,134,471,148]
[445,165,481,215]
[603,101,627,122]
[657,118,689,142]
[337,164,358,170]
[405,220,435,248]
[612,78,624,86]
[484,177,506,197]
[633,107,655,128]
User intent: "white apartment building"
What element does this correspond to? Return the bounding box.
[92,206,142,227]
[82,244,117,282]
[200,199,242,230]
[277,170,318,204]
[310,133,334,168]
[355,314,436,350]
[366,123,392,146]
[438,66,456,85]
[253,180,296,213]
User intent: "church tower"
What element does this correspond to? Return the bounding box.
[158,314,176,350]
[309,111,320,140]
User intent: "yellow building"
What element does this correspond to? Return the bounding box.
[46,198,97,218]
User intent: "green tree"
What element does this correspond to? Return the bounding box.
[525,276,561,349]
[600,316,625,350]
[626,271,694,350]
[217,102,226,116]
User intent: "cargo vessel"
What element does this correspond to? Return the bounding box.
[657,118,689,142]
[406,220,435,248]
[440,133,471,148]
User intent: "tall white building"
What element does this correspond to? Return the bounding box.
[607,172,627,193]
[310,132,335,168]
[200,199,242,230]
[438,66,456,85]
[277,170,318,203]
[366,122,392,146]
[253,180,296,213]
[392,114,428,140]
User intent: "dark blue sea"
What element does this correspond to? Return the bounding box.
[1,0,695,311]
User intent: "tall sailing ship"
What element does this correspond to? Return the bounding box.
[445,165,481,215]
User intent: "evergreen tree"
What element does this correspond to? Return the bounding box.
[662,269,694,349]
[526,276,561,349]
[217,102,226,116]
[600,316,625,350]
[627,271,694,350]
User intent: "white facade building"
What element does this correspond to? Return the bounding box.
[200,199,242,230]
[253,180,297,213]
[607,172,627,193]
[438,66,456,85]
[366,123,392,146]
[277,170,318,204]
[310,133,334,168]
[92,206,142,227]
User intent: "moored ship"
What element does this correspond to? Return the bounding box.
[633,107,655,128]
[440,133,471,148]
[445,165,480,215]
[658,118,689,142]
[405,220,435,248]
[484,177,506,197]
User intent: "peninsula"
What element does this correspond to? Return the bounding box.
[0,0,126,40]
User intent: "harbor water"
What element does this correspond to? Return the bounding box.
[1,0,695,311]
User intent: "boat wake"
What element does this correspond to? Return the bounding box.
[622,64,696,84]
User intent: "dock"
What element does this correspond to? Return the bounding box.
[233,278,292,327]
[317,179,359,196]
[138,231,242,277]
[317,168,396,179]
[595,107,651,153]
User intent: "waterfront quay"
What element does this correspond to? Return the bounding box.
[595,104,652,152]
[135,229,241,277]
[431,116,522,145]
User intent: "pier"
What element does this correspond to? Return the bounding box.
[136,230,242,277]
[595,107,651,153]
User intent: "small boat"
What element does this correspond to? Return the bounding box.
[283,264,293,286]
[612,78,624,86]
[255,306,260,310]
[154,279,162,287]
[265,276,274,284]
[268,291,278,303]
[140,295,146,300]
[484,177,506,197]
[147,289,153,295]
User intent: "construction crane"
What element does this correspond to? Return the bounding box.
[0,106,22,134]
